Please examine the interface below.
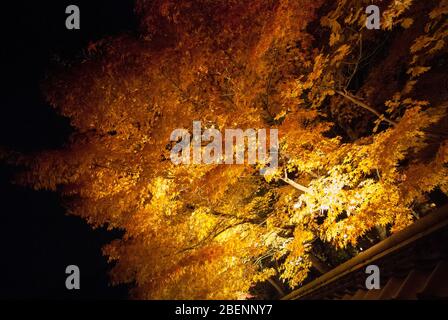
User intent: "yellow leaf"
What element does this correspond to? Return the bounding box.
[407,66,431,78]
[401,18,414,29]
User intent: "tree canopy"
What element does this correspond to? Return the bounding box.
[10,0,448,299]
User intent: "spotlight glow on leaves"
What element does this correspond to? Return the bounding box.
[13,0,448,299]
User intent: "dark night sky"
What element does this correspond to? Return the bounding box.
[0,1,137,299]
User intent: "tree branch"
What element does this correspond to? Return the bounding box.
[280,169,311,193]
[335,90,397,127]
[345,34,362,90]
[309,253,331,274]
[267,278,285,296]
[176,220,246,255]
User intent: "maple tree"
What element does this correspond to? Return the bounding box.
[5,0,448,299]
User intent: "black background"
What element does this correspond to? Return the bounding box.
[0,1,137,299]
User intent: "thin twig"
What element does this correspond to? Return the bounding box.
[345,35,362,90]
[335,90,397,127]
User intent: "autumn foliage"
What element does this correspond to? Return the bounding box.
[9,0,448,298]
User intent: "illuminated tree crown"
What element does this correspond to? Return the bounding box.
[14,0,448,299]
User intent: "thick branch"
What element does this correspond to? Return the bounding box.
[177,208,268,255]
[267,278,285,296]
[309,253,331,274]
[281,170,310,193]
[177,220,247,254]
[335,90,397,127]
[210,210,265,225]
